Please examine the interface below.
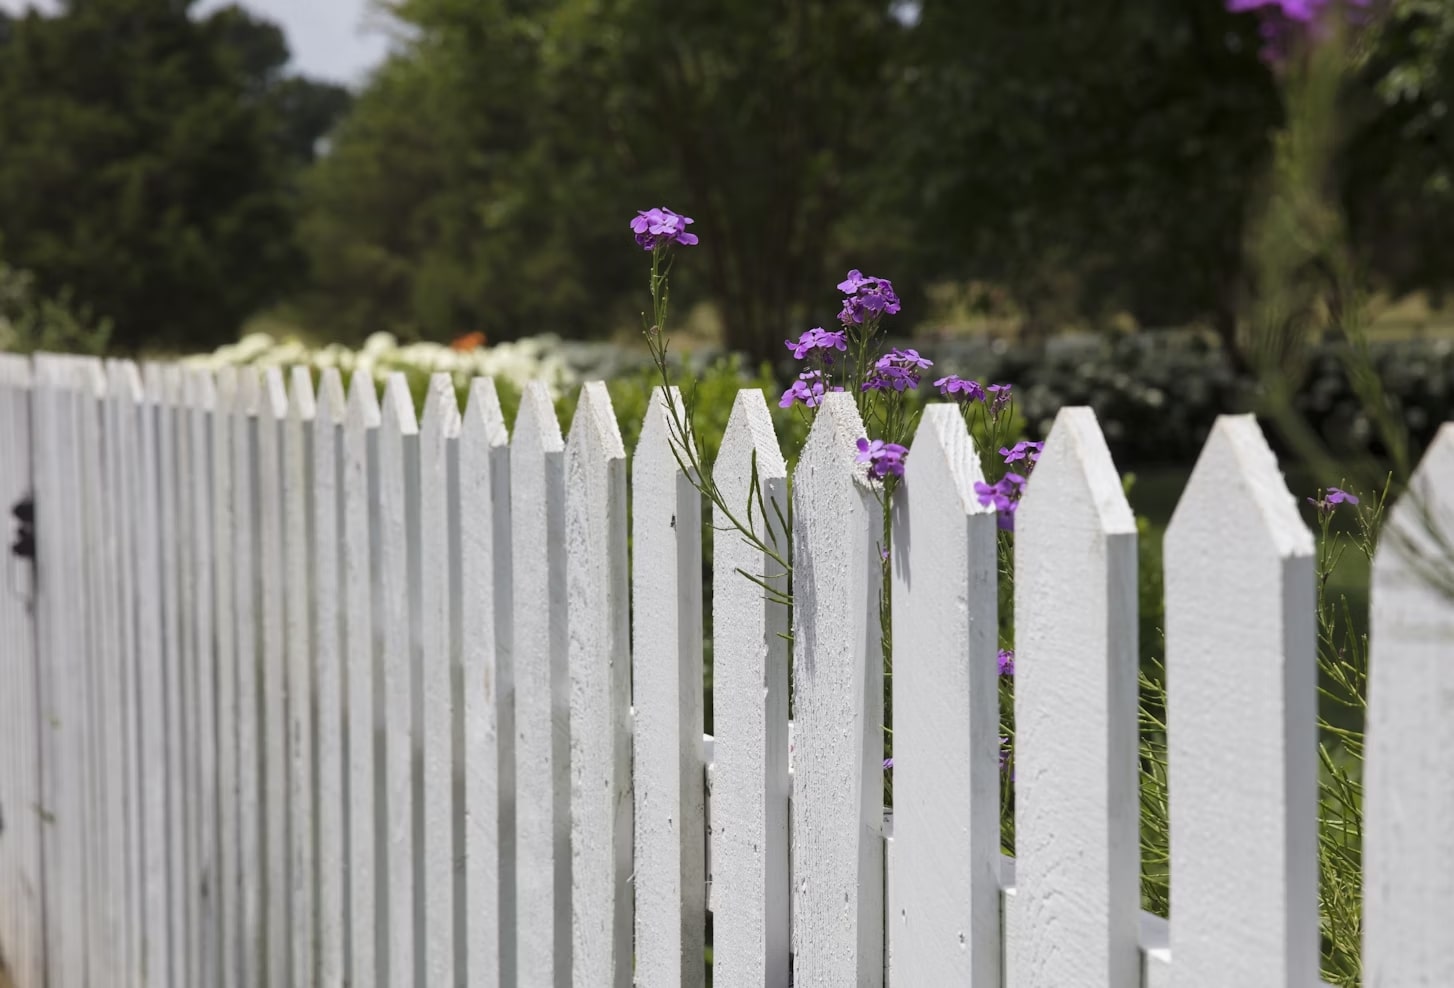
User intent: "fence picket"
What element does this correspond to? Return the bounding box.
[1165,414,1318,987]
[188,368,221,988]
[889,404,1000,986]
[459,377,514,988]
[511,380,570,988]
[790,392,883,988]
[0,356,41,988]
[418,374,461,986]
[212,365,242,988]
[379,372,421,988]
[313,368,347,988]
[564,381,633,987]
[233,366,265,987]
[708,389,790,988]
[632,386,706,988]
[1009,406,1139,988]
[171,366,202,988]
[1365,423,1454,984]
[343,371,383,988]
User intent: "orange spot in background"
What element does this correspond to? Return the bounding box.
[451,331,487,351]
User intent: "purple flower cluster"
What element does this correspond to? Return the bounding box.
[856,437,908,480]
[974,472,1027,531]
[1227,0,1365,21]
[863,348,933,393]
[997,649,1015,677]
[933,376,1013,415]
[779,370,843,410]
[1000,440,1044,467]
[1226,0,1371,62]
[837,269,901,326]
[1307,486,1360,511]
[785,326,848,361]
[630,207,698,251]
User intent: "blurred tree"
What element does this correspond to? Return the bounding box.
[0,0,350,351]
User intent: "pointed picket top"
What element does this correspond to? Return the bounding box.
[421,372,461,441]
[288,366,317,423]
[237,364,261,417]
[380,372,418,435]
[565,381,632,987]
[189,366,216,413]
[315,368,344,425]
[77,356,106,399]
[262,366,288,423]
[346,370,381,428]
[463,376,509,449]
[142,360,165,404]
[711,388,791,988]
[889,404,999,988]
[790,391,883,988]
[213,365,235,416]
[162,361,184,411]
[635,384,689,471]
[515,377,564,453]
[1365,423,1454,986]
[1164,414,1317,988]
[1009,405,1139,988]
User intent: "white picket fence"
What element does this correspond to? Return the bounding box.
[0,351,1451,988]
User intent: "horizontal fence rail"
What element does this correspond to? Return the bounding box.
[0,352,1450,987]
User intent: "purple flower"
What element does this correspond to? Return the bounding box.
[1307,486,1360,510]
[974,472,1027,531]
[1000,441,1044,468]
[1226,0,1372,61]
[836,269,902,326]
[785,326,849,360]
[997,649,1015,677]
[630,207,699,251]
[779,370,843,410]
[883,757,894,770]
[986,383,1013,416]
[934,375,987,403]
[856,437,908,480]
[864,348,933,392]
[1000,735,1012,773]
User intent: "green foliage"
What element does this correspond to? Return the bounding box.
[0,0,350,353]
[0,262,112,355]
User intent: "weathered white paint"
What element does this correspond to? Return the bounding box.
[0,356,41,988]
[172,367,201,988]
[379,373,420,988]
[510,380,571,988]
[313,368,347,988]
[708,389,790,988]
[188,368,222,988]
[565,381,633,988]
[343,371,382,988]
[1365,423,1454,986]
[1010,406,1139,988]
[633,386,707,988]
[258,367,291,988]
[889,404,1000,986]
[1165,414,1318,988]
[213,364,242,988]
[419,374,460,987]
[285,366,318,988]
[459,377,513,988]
[233,366,265,987]
[790,391,883,988]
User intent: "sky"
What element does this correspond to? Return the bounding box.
[0,0,394,85]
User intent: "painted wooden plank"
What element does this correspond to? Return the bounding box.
[285,366,318,988]
[233,366,265,987]
[632,386,706,988]
[0,356,42,988]
[1164,414,1317,988]
[258,367,291,988]
[1365,423,1454,985]
[212,365,242,988]
[188,368,221,988]
[789,391,883,988]
[343,371,384,987]
[419,373,461,986]
[708,389,791,988]
[378,372,420,988]
[459,376,514,988]
[1009,406,1139,988]
[313,368,347,988]
[887,404,1000,986]
[510,380,570,988]
[565,381,633,988]
[110,359,149,987]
